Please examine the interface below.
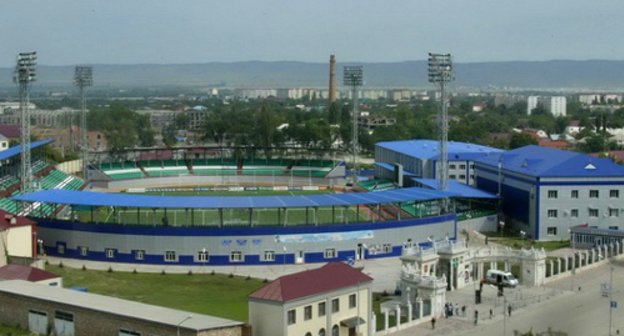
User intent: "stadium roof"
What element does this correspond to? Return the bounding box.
[0,139,53,161]
[375,139,503,161]
[249,262,372,303]
[12,187,455,209]
[412,178,498,199]
[475,145,624,178]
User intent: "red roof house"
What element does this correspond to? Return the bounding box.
[0,264,60,285]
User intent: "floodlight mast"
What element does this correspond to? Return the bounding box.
[13,52,37,193]
[74,66,93,182]
[428,53,453,194]
[343,66,363,184]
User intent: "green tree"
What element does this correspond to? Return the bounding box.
[509,132,538,149]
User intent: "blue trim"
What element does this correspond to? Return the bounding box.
[35,214,456,237]
[538,181,624,186]
[535,184,540,240]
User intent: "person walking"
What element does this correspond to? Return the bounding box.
[431,316,436,330]
[489,308,493,319]
[508,304,512,317]
[474,310,479,325]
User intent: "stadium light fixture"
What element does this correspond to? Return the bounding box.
[343,66,364,185]
[74,66,93,182]
[14,51,37,193]
[428,52,454,194]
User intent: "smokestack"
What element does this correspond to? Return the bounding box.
[329,54,337,104]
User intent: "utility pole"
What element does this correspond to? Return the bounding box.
[74,66,93,182]
[14,52,37,193]
[343,66,363,185]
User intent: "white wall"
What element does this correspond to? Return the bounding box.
[7,226,32,258]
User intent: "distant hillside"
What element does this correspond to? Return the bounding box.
[1,60,624,90]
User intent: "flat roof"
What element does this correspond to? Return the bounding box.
[12,187,455,209]
[412,178,498,199]
[0,139,54,161]
[375,139,502,161]
[0,280,243,331]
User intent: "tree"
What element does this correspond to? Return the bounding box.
[509,133,538,149]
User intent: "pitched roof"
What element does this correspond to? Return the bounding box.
[249,262,373,303]
[0,265,58,282]
[475,145,624,178]
[376,139,502,161]
[0,209,36,230]
[0,124,20,139]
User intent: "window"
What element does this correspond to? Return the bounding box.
[590,190,599,198]
[287,309,296,325]
[319,328,326,336]
[470,164,475,169]
[197,250,209,262]
[332,325,339,336]
[571,190,579,198]
[135,250,145,260]
[459,164,466,170]
[449,174,456,179]
[609,226,619,230]
[548,190,558,199]
[79,246,88,256]
[318,302,326,317]
[105,248,115,259]
[54,310,73,322]
[57,244,65,254]
[349,294,357,308]
[331,298,340,313]
[263,250,275,262]
[304,305,312,320]
[324,248,337,259]
[589,208,599,217]
[609,208,619,217]
[382,244,392,253]
[119,330,141,336]
[305,333,312,336]
[449,164,456,169]
[547,227,557,236]
[164,250,176,262]
[610,190,619,198]
[230,251,243,262]
[459,174,466,180]
[547,209,558,218]
[571,209,579,218]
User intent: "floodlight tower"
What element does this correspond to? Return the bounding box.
[13,52,37,193]
[74,66,93,181]
[343,66,363,184]
[428,53,454,192]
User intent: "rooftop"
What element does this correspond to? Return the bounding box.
[376,139,502,161]
[475,145,624,178]
[0,280,243,331]
[0,265,59,282]
[249,262,372,303]
[412,178,498,199]
[0,139,54,162]
[0,209,36,230]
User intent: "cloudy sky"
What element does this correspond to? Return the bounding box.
[0,0,622,66]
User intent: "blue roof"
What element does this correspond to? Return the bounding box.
[0,139,54,161]
[412,178,498,199]
[12,187,456,209]
[475,145,624,178]
[374,162,416,177]
[376,139,503,161]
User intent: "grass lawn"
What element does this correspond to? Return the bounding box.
[47,265,265,322]
[0,324,32,336]
[483,232,570,251]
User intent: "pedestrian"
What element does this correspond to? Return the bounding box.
[508,304,512,317]
[455,303,460,316]
[461,305,466,317]
[474,310,479,325]
[444,303,448,318]
[489,308,493,319]
[431,316,436,330]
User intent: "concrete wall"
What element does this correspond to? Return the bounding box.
[0,231,7,267]
[7,225,32,258]
[249,300,283,336]
[457,215,497,233]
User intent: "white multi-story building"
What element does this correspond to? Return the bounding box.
[249,262,373,336]
[527,96,539,115]
[549,96,567,117]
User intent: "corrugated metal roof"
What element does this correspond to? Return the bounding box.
[412,178,498,199]
[376,139,502,161]
[475,145,624,178]
[12,187,455,209]
[249,262,372,303]
[0,139,54,161]
[0,280,243,330]
[0,265,58,282]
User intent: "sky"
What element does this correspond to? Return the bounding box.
[1,0,623,67]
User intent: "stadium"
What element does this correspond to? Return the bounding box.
[4,141,498,267]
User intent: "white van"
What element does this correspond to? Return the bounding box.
[485,269,519,288]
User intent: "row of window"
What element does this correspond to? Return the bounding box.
[449,174,474,180]
[547,208,620,219]
[547,189,619,199]
[449,163,473,170]
[61,246,395,261]
[287,294,357,325]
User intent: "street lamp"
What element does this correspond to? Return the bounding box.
[176,314,192,336]
[428,53,453,193]
[343,66,363,185]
